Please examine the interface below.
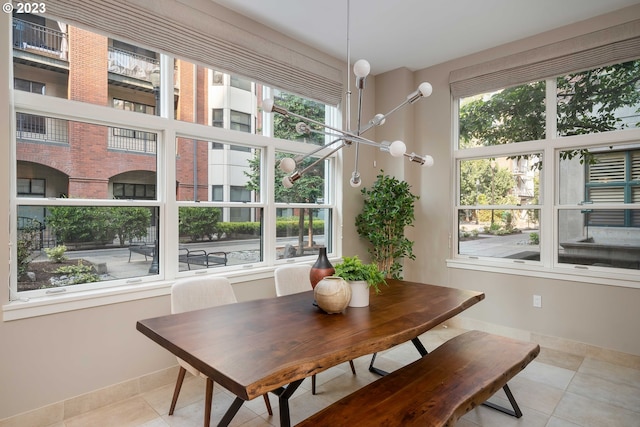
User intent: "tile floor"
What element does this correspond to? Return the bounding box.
[42,326,640,426]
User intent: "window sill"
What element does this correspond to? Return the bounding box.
[446,258,640,289]
[3,267,277,321]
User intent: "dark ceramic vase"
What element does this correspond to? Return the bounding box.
[310,246,335,289]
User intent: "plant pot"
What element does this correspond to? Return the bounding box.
[314,276,351,314]
[348,280,370,307]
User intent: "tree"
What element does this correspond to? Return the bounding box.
[246,92,327,255]
[459,159,516,223]
[355,173,419,279]
[459,60,640,164]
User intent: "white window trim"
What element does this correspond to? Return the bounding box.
[449,78,640,290]
[6,51,342,319]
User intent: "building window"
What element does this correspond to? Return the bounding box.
[113,98,155,115]
[212,108,223,128]
[113,183,156,200]
[14,78,45,94]
[16,112,46,134]
[17,178,45,197]
[230,110,251,133]
[230,76,251,91]
[454,58,640,279]
[211,185,223,201]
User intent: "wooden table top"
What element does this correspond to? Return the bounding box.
[136,279,484,400]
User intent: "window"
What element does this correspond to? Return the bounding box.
[454,59,640,282]
[212,109,223,128]
[230,110,251,133]
[113,99,155,115]
[230,76,251,91]
[9,14,339,305]
[14,78,45,94]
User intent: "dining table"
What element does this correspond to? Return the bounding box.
[136,279,485,427]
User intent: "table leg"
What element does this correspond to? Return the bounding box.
[216,397,244,427]
[369,337,429,376]
[270,379,304,427]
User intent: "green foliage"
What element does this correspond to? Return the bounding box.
[54,261,99,285]
[355,173,419,279]
[109,207,151,246]
[44,245,68,263]
[459,60,640,167]
[333,256,387,294]
[529,232,540,245]
[16,225,39,278]
[46,206,151,246]
[47,206,117,244]
[178,207,221,242]
[459,159,516,208]
[275,218,324,236]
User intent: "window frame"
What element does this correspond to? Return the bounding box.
[7,18,342,318]
[449,73,640,289]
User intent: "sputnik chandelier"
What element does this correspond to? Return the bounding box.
[263,1,434,189]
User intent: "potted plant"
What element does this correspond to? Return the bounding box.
[355,172,419,279]
[334,256,386,307]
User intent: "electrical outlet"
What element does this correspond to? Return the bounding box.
[533,294,542,308]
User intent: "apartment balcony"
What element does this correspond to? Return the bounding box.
[12,19,69,72]
[16,113,68,144]
[108,46,180,94]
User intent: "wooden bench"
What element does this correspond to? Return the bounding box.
[296,330,540,427]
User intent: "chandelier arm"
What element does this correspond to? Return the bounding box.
[296,141,346,177]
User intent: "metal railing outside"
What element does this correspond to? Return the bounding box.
[108,46,158,82]
[16,113,69,144]
[13,19,65,59]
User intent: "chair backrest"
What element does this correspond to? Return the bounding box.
[171,276,237,314]
[274,264,313,296]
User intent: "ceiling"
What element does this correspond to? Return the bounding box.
[212,0,640,75]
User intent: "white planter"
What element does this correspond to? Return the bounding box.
[348,280,370,307]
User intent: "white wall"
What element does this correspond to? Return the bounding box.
[403,5,640,356]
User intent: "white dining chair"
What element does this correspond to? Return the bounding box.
[169,276,272,425]
[274,264,357,395]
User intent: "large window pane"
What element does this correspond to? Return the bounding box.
[176,138,258,203]
[275,152,328,203]
[458,81,546,149]
[458,209,540,261]
[272,90,327,144]
[17,117,157,200]
[459,155,540,207]
[557,60,640,137]
[178,206,262,271]
[276,207,332,259]
[17,205,158,292]
[558,209,640,270]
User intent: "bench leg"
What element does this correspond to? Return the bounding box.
[369,337,429,376]
[482,384,523,418]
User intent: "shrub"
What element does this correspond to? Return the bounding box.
[44,245,68,263]
[54,261,100,285]
[179,207,221,242]
[529,232,540,245]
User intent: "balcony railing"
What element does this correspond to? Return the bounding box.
[16,113,68,144]
[13,19,67,60]
[108,127,157,154]
[108,46,159,82]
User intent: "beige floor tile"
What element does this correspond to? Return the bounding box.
[64,397,159,427]
[490,374,564,415]
[567,371,640,413]
[461,404,549,427]
[578,357,640,388]
[545,417,582,427]
[516,361,576,391]
[553,392,640,427]
[141,375,209,415]
[64,378,139,419]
